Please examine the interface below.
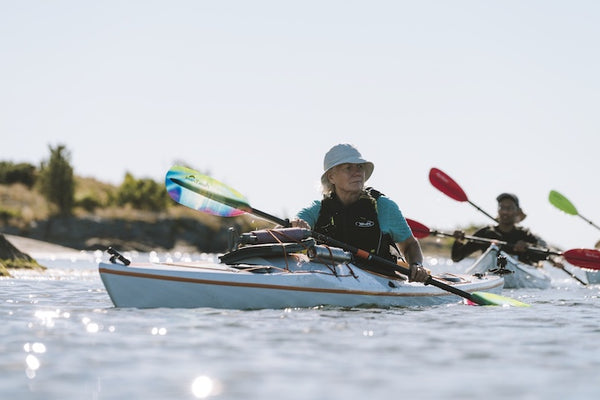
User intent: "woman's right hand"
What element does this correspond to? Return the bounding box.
[290,218,311,229]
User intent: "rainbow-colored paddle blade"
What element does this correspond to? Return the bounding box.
[165,166,248,217]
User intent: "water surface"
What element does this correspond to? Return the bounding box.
[1,251,598,399]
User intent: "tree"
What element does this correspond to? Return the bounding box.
[116,172,169,211]
[0,162,37,187]
[38,144,75,215]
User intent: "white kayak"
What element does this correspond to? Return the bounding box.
[585,270,600,284]
[98,241,504,310]
[464,244,552,289]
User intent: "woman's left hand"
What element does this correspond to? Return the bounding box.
[409,263,431,283]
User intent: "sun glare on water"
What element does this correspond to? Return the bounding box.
[191,375,222,398]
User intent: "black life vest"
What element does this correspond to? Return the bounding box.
[314,188,396,260]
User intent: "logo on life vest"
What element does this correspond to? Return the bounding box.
[355,220,375,228]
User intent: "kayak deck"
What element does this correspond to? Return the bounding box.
[99,254,504,309]
[465,244,552,289]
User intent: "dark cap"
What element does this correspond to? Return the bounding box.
[496,193,519,207]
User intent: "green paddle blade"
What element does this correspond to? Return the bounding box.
[549,190,578,216]
[470,292,530,307]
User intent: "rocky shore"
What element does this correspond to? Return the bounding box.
[0,233,46,276]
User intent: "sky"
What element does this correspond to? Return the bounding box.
[1,1,599,251]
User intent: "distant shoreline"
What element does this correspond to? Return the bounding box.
[4,232,450,259]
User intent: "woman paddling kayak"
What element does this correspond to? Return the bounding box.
[290,143,430,283]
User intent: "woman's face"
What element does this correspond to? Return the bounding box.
[328,163,366,193]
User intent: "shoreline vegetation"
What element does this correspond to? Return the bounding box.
[0,192,451,265]
[0,182,452,277]
[0,151,454,276]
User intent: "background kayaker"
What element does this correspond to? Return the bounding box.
[451,193,548,265]
[290,143,430,283]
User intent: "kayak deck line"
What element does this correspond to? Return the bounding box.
[98,265,503,298]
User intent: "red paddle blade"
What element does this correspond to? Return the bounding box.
[429,168,469,202]
[563,248,600,270]
[406,218,431,239]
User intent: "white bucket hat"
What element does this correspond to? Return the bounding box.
[320,144,374,186]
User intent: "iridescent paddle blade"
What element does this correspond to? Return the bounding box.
[165,166,247,217]
[470,291,530,307]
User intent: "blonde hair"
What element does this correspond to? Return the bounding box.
[320,167,333,196]
[322,181,334,196]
